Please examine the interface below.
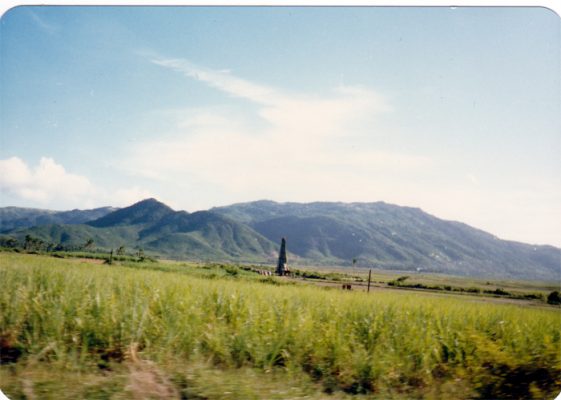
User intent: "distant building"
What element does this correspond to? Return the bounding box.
[276,237,289,276]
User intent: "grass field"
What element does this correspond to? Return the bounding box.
[1,252,560,399]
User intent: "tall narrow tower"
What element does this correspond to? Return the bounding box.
[276,237,287,276]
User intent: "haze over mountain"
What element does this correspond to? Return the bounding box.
[1,198,559,281]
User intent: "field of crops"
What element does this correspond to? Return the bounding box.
[1,253,560,399]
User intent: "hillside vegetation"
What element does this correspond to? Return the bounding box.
[1,198,560,280]
[214,201,561,280]
[1,199,277,263]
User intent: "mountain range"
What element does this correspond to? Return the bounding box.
[1,198,559,281]
[0,206,118,231]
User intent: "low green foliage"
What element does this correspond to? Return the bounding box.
[385,276,551,303]
[1,253,560,399]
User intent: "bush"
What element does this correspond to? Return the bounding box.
[301,271,326,280]
[484,288,510,296]
[547,291,561,305]
[220,264,239,276]
[522,293,543,300]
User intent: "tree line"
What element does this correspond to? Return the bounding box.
[0,235,138,259]
[0,235,100,253]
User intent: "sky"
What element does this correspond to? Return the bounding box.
[0,6,560,246]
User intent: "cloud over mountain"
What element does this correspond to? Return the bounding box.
[124,57,431,207]
[0,157,153,209]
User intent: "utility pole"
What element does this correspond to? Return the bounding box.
[367,269,372,293]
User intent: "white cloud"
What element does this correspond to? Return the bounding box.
[123,57,430,208]
[0,157,154,209]
[150,57,391,136]
[151,58,279,105]
[0,157,96,206]
[123,57,561,247]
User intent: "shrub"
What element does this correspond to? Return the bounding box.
[484,288,510,296]
[547,291,561,305]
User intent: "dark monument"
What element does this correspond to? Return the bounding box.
[276,237,289,276]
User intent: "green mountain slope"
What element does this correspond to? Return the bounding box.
[87,198,174,227]
[1,199,559,280]
[2,199,277,263]
[138,210,277,260]
[213,201,561,280]
[9,223,140,250]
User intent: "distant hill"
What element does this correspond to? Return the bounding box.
[138,209,277,260]
[2,199,277,263]
[0,206,117,232]
[212,200,561,281]
[87,198,174,227]
[1,199,559,280]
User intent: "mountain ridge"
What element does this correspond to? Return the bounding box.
[1,198,559,280]
[212,200,560,280]
[0,199,277,263]
[87,198,175,228]
[0,205,118,232]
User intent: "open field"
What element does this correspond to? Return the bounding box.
[289,264,559,294]
[284,267,559,308]
[1,252,560,399]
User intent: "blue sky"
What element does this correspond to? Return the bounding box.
[0,6,560,246]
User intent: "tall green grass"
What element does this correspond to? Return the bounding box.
[1,253,560,399]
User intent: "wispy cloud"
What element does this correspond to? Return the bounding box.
[151,58,280,105]
[149,56,392,134]
[122,56,432,208]
[28,10,59,35]
[0,157,153,209]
